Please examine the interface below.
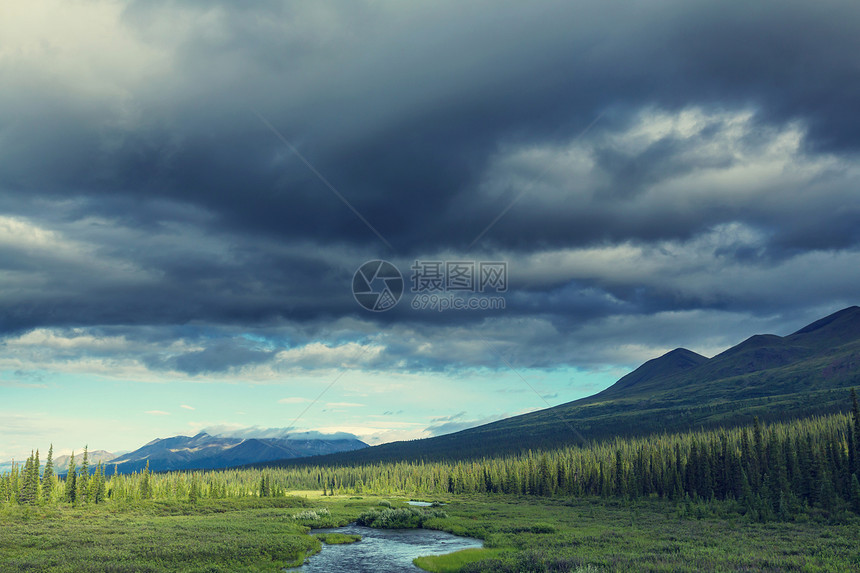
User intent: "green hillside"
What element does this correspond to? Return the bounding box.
[260,306,860,467]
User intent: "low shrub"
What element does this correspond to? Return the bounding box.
[291,508,331,520]
[314,533,361,544]
[356,507,448,529]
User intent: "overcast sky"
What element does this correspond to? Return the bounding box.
[2,0,859,461]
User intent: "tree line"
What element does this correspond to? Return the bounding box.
[3,390,860,520]
[0,445,109,505]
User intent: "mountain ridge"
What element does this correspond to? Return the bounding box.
[251,306,860,468]
[59,432,368,475]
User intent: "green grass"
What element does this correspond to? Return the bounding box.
[0,496,378,572]
[313,532,361,544]
[2,493,860,572]
[414,548,509,572]
[0,501,316,572]
[417,494,860,572]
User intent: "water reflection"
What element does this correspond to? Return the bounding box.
[292,523,482,573]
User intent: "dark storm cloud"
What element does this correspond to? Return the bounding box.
[147,340,276,375]
[5,1,859,245]
[2,0,860,373]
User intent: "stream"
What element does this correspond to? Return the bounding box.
[291,523,483,573]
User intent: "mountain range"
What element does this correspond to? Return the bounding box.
[0,450,119,476]
[35,306,860,474]
[255,305,860,467]
[55,432,367,475]
[52,450,118,473]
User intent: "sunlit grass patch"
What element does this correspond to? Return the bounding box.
[314,532,361,544]
[413,548,509,572]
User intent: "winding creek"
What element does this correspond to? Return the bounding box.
[291,523,483,573]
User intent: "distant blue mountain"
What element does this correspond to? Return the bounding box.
[100,432,367,474]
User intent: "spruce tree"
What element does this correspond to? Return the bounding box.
[140,460,152,500]
[740,428,753,478]
[9,462,20,502]
[674,444,684,494]
[259,474,271,498]
[538,455,553,496]
[697,443,713,500]
[851,388,860,476]
[686,441,699,497]
[598,461,608,497]
[77,446,89,504]
[739,469,754,512]
[33,449,41,504]
[717,432,730,499]
[18,452,36,505]
[851,473,860,514]
[669,468,683,500]
[43,445,55,503]
[818,471,838,511]
[798,435,814,502]
[614,449,625,498]
[97,462,107,503]
[753,417,765,484]
[557,460,568,493]
[89,462,106,503]
[65,452,77,503]
[189,474,201,503]
[730,451,744,499]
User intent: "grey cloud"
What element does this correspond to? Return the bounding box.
[430,411,467,423]
[1,0,860,376]
[424,413,510,437]
[159,341,275,375]
[200,425,360,441]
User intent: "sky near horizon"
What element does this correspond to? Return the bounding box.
[2,1,860,462]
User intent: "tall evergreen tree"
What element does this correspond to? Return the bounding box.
[65,452,77,503]
[259,474,271,497]
[77,446,89,504]
[33,449,41,503]
[9,461,20,502]
[696,442,713,499]
[139,460,152,500]
[88,462,106,503]
[686,441,699,497]
[740,428,753,478]
[17,452,37,505]
[716,432,730,499]
[818,470,838,511]
[851,388,860,476]
[538,455,553,496]
[189,474,201,503]
[42,444,55,502]
[851,473,860,514]
[613,449,625,497]
[798,435,814,502]
[753,417,765,482]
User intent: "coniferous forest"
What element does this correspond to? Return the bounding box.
[4,390,860,524]
[2,391,860,571]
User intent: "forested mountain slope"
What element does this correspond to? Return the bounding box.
[257,307,860,467]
